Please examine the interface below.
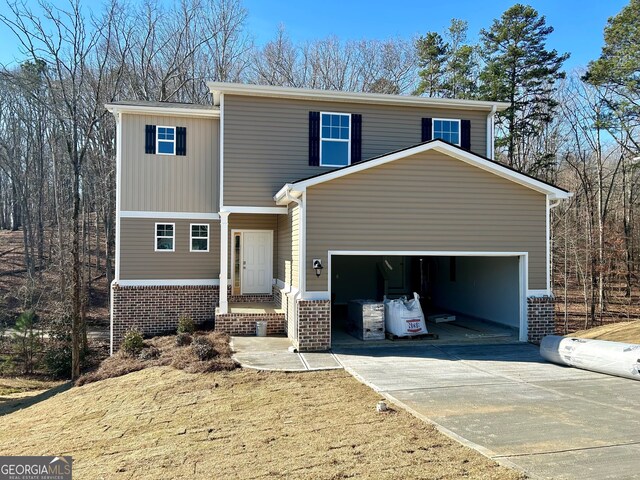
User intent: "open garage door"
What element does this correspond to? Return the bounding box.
[330,253,526,345]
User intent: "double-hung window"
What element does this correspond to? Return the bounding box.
[190,224,209,252]
[432,119,461,146]
[155,223,175,251]
[156,126,176,155]
[320,112,351,167]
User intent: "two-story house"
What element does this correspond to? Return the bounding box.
[106,83,570,354]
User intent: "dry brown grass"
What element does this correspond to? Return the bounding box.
[0,377,63,398]
[570,320,640,343]
[0,366,522,479]
[76,332,238,386]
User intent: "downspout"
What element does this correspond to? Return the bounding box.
[486,105,497,159]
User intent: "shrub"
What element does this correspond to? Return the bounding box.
[43,344,72,379]
[192,336,216,361]
[42,316,73,379]
[139,345,160,361]
[175,332,192,347]
[177,315,195,334]
[121,330,144,357]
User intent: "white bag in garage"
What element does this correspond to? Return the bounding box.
[384,293,428,336]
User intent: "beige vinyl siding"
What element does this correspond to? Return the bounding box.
[276,204,299,288]
[305,151,547,291]
[223,95,488,206]
[120,218,220,280]
[228,213,278,281]
[121,114,218,212]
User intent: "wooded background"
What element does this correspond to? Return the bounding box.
[0,0,638,377]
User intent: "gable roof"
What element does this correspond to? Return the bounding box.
[208,82,509,112]
[274,140,571,204]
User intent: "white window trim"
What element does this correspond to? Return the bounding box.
[156,125,176,155]
[319,111,351,167]
[190,223,209,252]
[154,222,175,252]
[432,118,461,146]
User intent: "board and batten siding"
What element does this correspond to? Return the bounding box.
[276,204,299,288]
[304,151,547,291]
[120,113,218,213]
[120,218,220,280]
[223,95,488,207]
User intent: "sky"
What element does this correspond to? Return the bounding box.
[0,0,629,71]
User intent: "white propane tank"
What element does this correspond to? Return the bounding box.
[540,335,640,381]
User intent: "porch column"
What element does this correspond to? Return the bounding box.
[219,211,230,313]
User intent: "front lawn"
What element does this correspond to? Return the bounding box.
[0,366,522,479]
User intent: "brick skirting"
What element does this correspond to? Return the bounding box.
[527,295,555,344]
[227,293,274,303]
[295,299,331,352]
[111,283,218,349]
[214,309,285,336]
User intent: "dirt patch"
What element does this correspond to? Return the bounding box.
[0,367,523,479]
[76,332,238,386]
[570,321,640,343]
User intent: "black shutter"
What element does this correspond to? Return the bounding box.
[350,113,362,163]
[421,118,432,142]
[176,126,187,156]
[309,111,320,166]
[145,124,156,154]
[460,119,471,150]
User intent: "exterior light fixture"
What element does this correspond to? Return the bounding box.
[312,258,324,277]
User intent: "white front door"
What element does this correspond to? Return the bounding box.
[241,231,273,294]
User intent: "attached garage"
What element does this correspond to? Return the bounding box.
[330,253,525,343]
[274,140,571,350]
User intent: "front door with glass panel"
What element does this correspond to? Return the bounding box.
[240,231,273,294]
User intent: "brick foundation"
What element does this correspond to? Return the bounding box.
[527,295,555,343]
[294,299,331,352]
[111,284,218,348]
[214,309,286,336]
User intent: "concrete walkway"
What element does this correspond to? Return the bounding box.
[333,343,640,480]
[231,336,342,371]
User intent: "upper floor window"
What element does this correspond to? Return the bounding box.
[155,223,175,252]
[145,125,187,156]
[320,112,351,167]
[433,119,460,146]
[190,224,209,252]
[157,126,176,155]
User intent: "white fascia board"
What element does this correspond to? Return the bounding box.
[206,82,509,112]
[527,289,552,297]
[286,141,571,200]
[120,211,220,220]
[105,103,219,118]
[117,279,220,287]
[302,291,331,300]
[220,206,288,214]
[329,250,528,257]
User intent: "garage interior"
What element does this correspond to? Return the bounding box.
[330,254,522,345]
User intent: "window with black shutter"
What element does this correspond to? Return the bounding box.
[422,117,471,150]
[145,125,186,156]
[309,111,362,167]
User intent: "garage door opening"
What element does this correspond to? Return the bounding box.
[330,254,524,345]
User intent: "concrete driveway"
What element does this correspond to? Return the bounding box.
[333,343,640,480]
